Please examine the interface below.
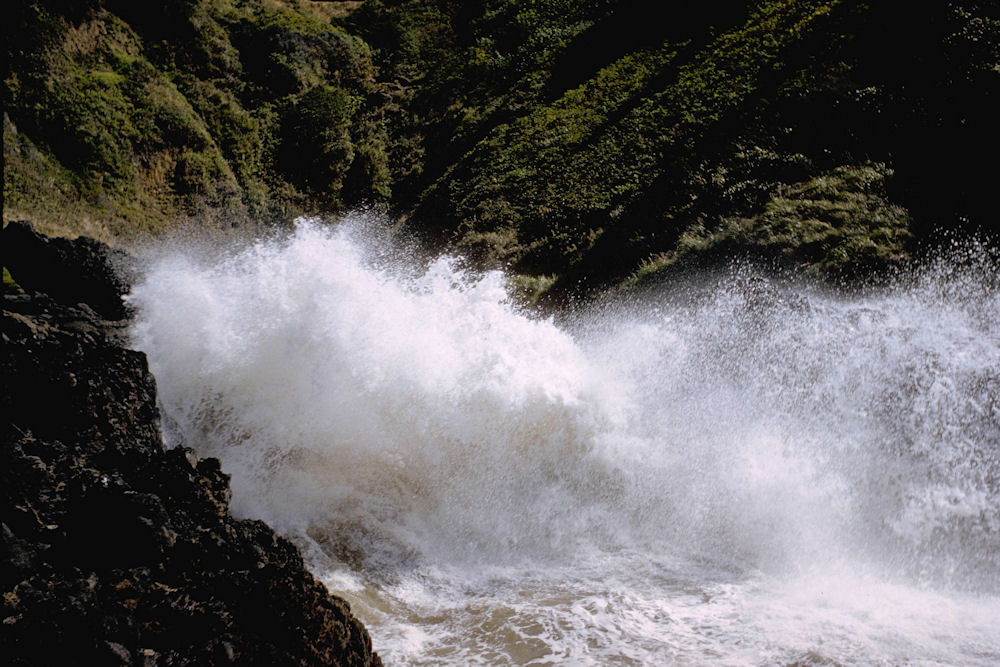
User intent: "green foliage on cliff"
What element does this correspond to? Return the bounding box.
[4,0,998,297]
[352,0,997,300]
[628,163,914,289]
[4,0,388,239]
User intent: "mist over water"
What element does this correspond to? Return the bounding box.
[129,218,1000,665]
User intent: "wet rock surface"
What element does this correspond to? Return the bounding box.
[1,223,381,666]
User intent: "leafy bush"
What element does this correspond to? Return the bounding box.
[277,84,359,198]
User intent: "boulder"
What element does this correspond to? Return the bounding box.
[2,221,134,320]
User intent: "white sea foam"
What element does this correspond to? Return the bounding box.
[129,216,1000,664]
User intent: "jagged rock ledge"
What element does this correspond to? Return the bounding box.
[1,222,381,666]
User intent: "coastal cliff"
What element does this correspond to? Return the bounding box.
[5,1,996,302]
[1,222,381,666]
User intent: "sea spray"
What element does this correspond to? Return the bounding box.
[129,217,1000,664]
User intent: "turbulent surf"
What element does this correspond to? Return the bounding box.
[129,218,1000,665]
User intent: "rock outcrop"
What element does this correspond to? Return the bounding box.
[2,221,135,320]
[1,223,381,666]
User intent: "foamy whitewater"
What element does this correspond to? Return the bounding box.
[129,218,1000,665]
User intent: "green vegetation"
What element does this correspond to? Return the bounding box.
[4,0,388,238]
[365,0,997,301]
[3,267,19,290]
[4,0,998,299]
[628,163,913,289]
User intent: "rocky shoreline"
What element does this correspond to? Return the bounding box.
[1,223,381,666]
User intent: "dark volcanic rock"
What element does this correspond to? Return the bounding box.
[1,233,381,665]
[3,221,135,320]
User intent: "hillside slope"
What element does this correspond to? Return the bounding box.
[4,0,387,240]
[5,0,998,298]
[345,0,998,298]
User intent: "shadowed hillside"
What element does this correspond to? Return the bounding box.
[345,0,998,300]
[5,0,998,298]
